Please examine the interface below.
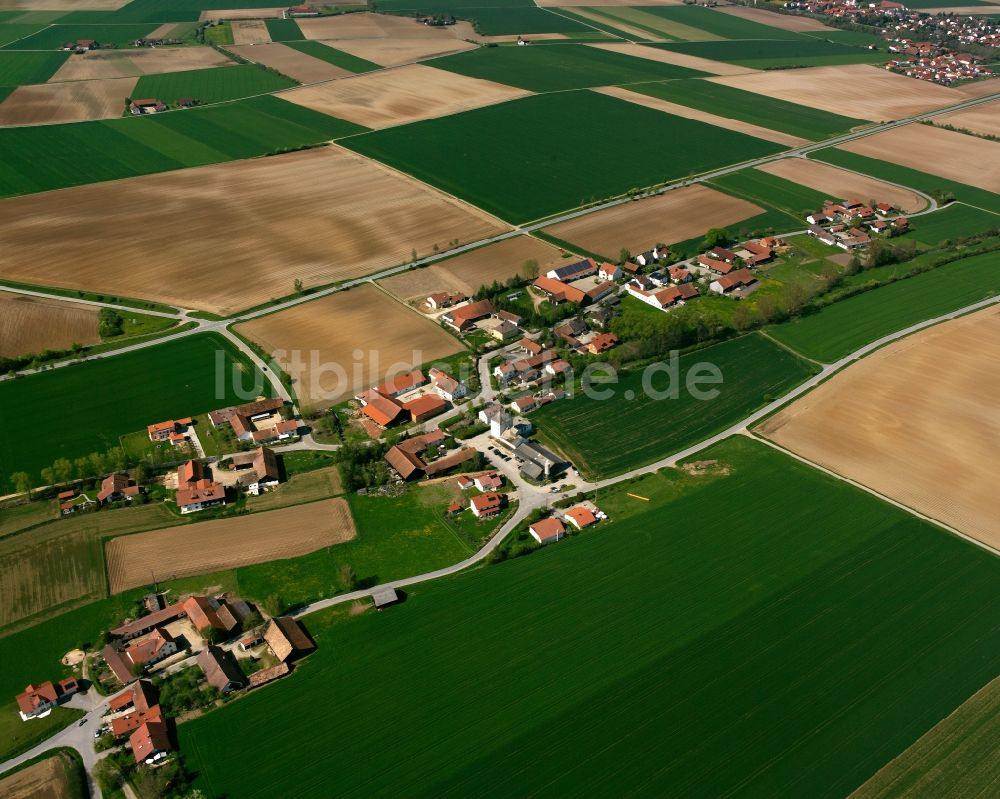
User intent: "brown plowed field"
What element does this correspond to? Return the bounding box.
[587,42,757,76]
[838,123,1000,193]
[236,283,462,407]
[106,498,357,593]
[379,235,567,303]
[758,306,1000,550]
[0,0,125,8]
[328,37,475,67]
[295,11,476,41]
[758,159,927,213]
[937,101,1000,137]
[231,18,271,44]
[716,5,831,31]
[709,65,963,121]
[537,0,681,6]
[0,146,508,315]
[229,42,351,83]
[0,292,100,357]
[281,63,529,129]
[200,7,284,20]
[0,754,76,799]
[598,85,807,146]
[48,47,234,82]
[543,184,762,257]
[0,77,136,125]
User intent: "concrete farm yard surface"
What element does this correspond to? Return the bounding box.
[758,306,1000,550]
[0,146,507,316]
[0,77,137,126]
[758,159,927,213]
[46,47,234,82]
[378,235,566,303]
[106,498,357,593]
[542,183,762,258]
[0,292,100,358]
[235,283,463,407]
[838,123,1000,194]
[280,64,531,130]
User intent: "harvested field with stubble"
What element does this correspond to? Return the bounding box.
[587,42,757,76]
[937,101,1000,138]
[231,19,271,45]
[281,63,530,129]
[543,184,761,257]
[47,47,234,82]
[379,235,566,302]
[759,159,927,212]
[839,123,1000,193]
[328,36,475,67]
[0,292,100,357]
[597,85,807,146]
[716,5,831,31]
[758,306,1000,550]
[0,77,135,125]
[106,498,357,594]
[228,42,351,83]
[710,64,963,121]
[296,11,475,42]
[200,8,285,20]
[0,147,507,315]
[0,751,79,799]
[236,283,462,407]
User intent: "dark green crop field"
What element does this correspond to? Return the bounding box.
[767,249,1000,362]
[909,203,999,246]
[429,42,706,92]
[59,0,284,24]
[653,38,883,67]
[531,332,816,477]
[264,17,303,42]
[0,95,365,197]
[344,90,784,223]
[0,50,68,84]
[131,64,297,106]
[0,333,271,489]
[284,39,379,73]
[812,149,1000,214]
[3,23,158,49]
[0,23,50,47]
[179,436,1000,798]
[628,78,868,141]
[639,5,809,40]
[708,168,831,218]
[373,0,590,34]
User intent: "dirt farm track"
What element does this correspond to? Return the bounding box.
[106,498,357,593]
[758,306,1000,550]
[0,146,507,315]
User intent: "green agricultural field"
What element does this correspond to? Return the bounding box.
[812,149,1000,214]
[653,38,883,67]
[0,333,271,489]
[639,5,809,40]
[807,28,885,47]
[237,484,472,613]
[3,24,159,49]
[428,43,706,93]
[708,168,831,218]
[909,203,999,246]
[0,95,365,197]
[628,78,868,141]
[766,249,1000,362]
[532,332,817,477]
[0,51,69,85]
[0,705,83,763]
[0,500,56,538]
[0,23,48,47]
[265,17,303,42]
[284,39,379,73]
[374,0,590,35]
[344,91,784,223]
[131,64,297,107]
[59,0,285,24]
[179,436,1000,798]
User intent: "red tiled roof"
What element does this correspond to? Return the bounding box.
[175,479,225,508]
[529,517,565,542]
[16,682,58,715]
[471,492,503,514]
[565,506,597,528]
[402,393,446,420]
[130,720,171,763]
[447,299,494,329]
[358,390,404,428]
[533,276,586,305]
[373,369,426,397]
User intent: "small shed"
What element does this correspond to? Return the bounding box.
[371,586,399,610]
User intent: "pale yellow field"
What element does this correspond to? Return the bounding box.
[598,85,807,147]
[0,146,508,315]
[379,235,568,302]
[565,8,669,40]
[758,306,1000,550]
[229,42,351,83]
[231,18,271,44]
[710,65,964,121]
[544,184,762,257]
[587,42,758,76]
[327,37,476,67]
[48,47,234,82]
[759,160,927,213]
[717,5,832,31]
[236,283,463,407]
[106,499,357,593]
[584,6,721,40]
[281,63,530,129]
[296,11,475,41]
[0,292,100,357]
[199,7,284,20]
[0,77,135,125]
[838,123,1000,194]
[935,100,1000,138]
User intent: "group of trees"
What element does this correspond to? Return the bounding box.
[334,441,392,491]
[98,308,124,338]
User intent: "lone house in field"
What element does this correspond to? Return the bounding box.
[129,98,166,115]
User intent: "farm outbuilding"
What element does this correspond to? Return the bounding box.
[372,587,399,610]
[265,616,316,663]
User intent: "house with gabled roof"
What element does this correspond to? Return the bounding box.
[197,645,246,693]
[98,473,142,505]
[470,492,505,518]
[443,299,494,331]
[130,719,171,764]
[529,516,565,544]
